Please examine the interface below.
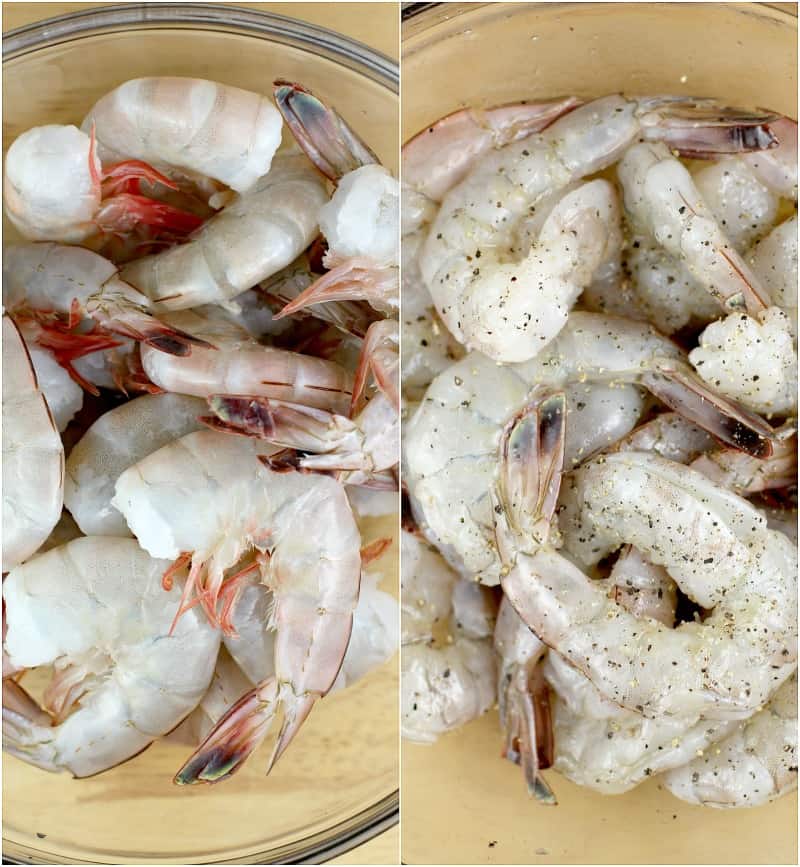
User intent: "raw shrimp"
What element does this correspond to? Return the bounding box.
[17,324,84,432]
[2,316,64,571]
[420,95,777,362]
[401,529,496,743]
[82,77,283,194]
[742,116,798,201]
[618,142,797,415]
[272,82,399,319]
[747,215,797,328]
[402,98,581,202]
[494,597,556,802]
[2,536,219,777]
[404,312,774,585]
[663,672,797,808]
[119,153,328,311]
[64,393,207,536]
[110,430,361,782]
[498,406,797,719]
[4,124,205,244]
[140,307,353,415]
[3,244,210,383]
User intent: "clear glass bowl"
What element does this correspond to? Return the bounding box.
[2,5,398,864]
[402,3,797,865]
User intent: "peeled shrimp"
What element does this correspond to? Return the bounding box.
[3,316,64,571]
[64,393,207,536]
[140,307,353,415]
[110,430,361,782]
[3,536,219,777]
[421,95,777,362]
[499,419,797,719]
[83,77,283,194]
[401,529,496,743]
[664,672,797,808]
[120,153,328,311]
[747,215,797,329]
[742,116,798,201]
[404,312,774,585]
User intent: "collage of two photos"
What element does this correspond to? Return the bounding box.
[2,2,798,865]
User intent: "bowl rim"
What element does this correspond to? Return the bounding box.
[2,4,397,864]
[3,2,398,92]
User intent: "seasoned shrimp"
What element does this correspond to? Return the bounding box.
[421,95,777,362]
[664,672,797,808]
[404,312,775,585]
[498,408,797,719]
[403,98,581,202]
[140,307,353,415]
[743,116,797,201]
[401,529,496,743]
[618,142,797,415]
[120,153,328,311]
[494,598,556,802]
[272,82,399,319]
[82,77,283,193]
[4,124,205,244]
[64,393,207,536]
[747,215,797,329]
[3,537,219,777]
[3,244,210,383]
[110,431,361,782]
[2,316,64,572]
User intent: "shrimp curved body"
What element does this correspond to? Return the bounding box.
[20,331,84,432]
[2,536,220,777]
[111,430,361,782]
[748,215,797,330]
[140,308,353,415]
[120,153,328,311]
[405,312,773,585]
[420,95,776,362]
[502,449,797,720]
[401,529,496,743]
[2,316,64,572]
[83,77,283,194]
[64,393,207,536]
[663,673,797,808]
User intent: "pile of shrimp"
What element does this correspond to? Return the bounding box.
[2,77,399,785]
[402,95,797,809]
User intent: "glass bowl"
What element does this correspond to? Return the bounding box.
[402,3,797,865]
[2,5,398,864]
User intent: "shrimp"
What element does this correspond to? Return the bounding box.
[404,312,775,585]
[3,124,205,244]
[16,323,84,432]
[140,307,353,415]
[119,153,328,311]
[402,98,581,202]
[617,142,797,415]
[82,77,283,194]
[747,215,797,330]
[2,316,64,572]
[494,598,556,803]
[743,116,798,201]
[663,672,797,808]
[420,95,777,362]
[2,536,220,777]
[272,82,399,319]
[401,527,496,742]
[497,402,797,720]
[2,244,210,388]
[64,393,207,536]
[110,431,361,782]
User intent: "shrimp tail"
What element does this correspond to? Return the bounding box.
[496,389,567,551]
[636,97,779,157]
[642,360,776,458]
[351,319,400,415]
[174,678,280,785]
[101,158,180,197]
[273,80,378,180]
[265,694,317,774]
